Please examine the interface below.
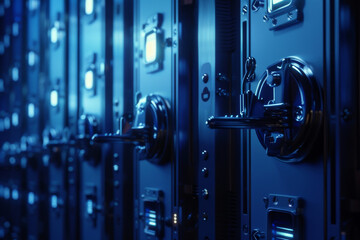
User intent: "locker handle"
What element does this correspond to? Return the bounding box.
[91,127,151,145]
[91,94,171,164]
[205,57,322,162]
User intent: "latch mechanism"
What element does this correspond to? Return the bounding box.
[92,94,171,164]
[206,57,322,162]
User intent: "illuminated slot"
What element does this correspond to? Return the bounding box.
[50,90,59,107]
[145,209,157,226]
[271,224,294,239]
[28,192,35,205]
[3,187,10,199]
[87,199,94,215]
[145,32,157,64]
[268,0,292,13]
[3,34,10,47]
[50,26,58,43]
[144,207,158,235]
[12,22,19,36]
[51,195,58,208]
[12,67,19,81]
[12,189,19,200]
[273,0,286,4]
[28,0,39,11]
[28,51,36,66]
[85,70,94,90]
[28,103,35,118]
[85,0,94,15]
[12,112,19,127]
[4,117,10,129]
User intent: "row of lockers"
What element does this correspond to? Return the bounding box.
[0,0,360,239]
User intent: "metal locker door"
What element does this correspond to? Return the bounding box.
[131,1,197,239]
[197,0,241,239]
[78,0,113,239]
[92,0,198,239]
[24,0,49,239]
[205,0,360,239]
[88,0,134,238]
[42,0,69,239]
[66,1,80,239]
[1,1,27,238]
[110,0,134,239]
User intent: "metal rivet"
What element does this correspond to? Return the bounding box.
[273,196,279,205]
[201,150,208,160]
[263,15,269,22]
[288,12,293,20]
[202,188,209,199]
[288,198,294,207]
[201,167,208,177]
[202,212,208,221]
[202,73,209,83]
[242,5,248,14]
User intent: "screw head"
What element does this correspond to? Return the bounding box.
[288,198,295,207]
[272,196,279,205]
[202,73,209,83]
[202,188,209,199]
[202,212,208,221]
[201,167,209,177]
[263,15,269,22]
[242,5,248,14]
[201,150,208,160]
[294,106,304,122]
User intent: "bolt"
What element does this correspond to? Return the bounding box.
[202,188,209,199]
[202,212,208,221]
[273,196,279,205]
[288,12,293,20]
[294,106,304,122]
[201,150,208,160]
[201,167,209,178]
[202,73,209,83]
[263,15,269,22]
[288,198,294,207]
[242,5,248,14]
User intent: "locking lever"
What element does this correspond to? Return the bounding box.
[206,57,322,161]
[91,127,151,145]
[207,102,290,130]
[91,94,171,164]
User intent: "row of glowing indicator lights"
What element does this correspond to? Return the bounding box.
[0,0,94,15]
[0,0,97,51]
[0,185,63,208]
[0,64,96,127]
